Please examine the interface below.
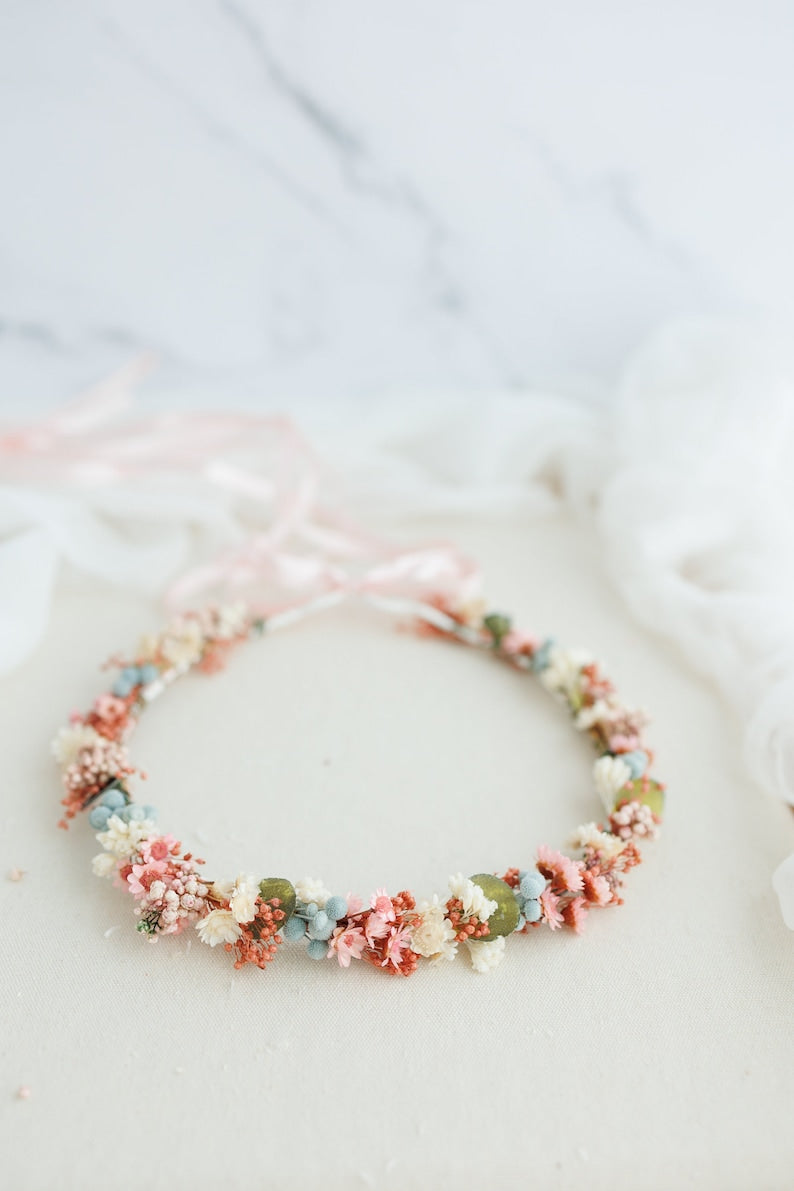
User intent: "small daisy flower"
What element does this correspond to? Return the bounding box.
[197,909,242,948]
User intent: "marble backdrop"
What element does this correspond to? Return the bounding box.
[1,1,793,412]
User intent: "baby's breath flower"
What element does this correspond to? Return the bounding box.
[294,876,331,908]
[97,814,156,859]
[91,852,117,878]
[466,935,506,973]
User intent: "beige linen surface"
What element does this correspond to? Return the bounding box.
[1,515,792,1190]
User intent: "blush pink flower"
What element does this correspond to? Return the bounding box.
[127,859,168,899]
[345,892,364,916]
[501,629,539,657]
[370,888,396,920]
[382,925,412,970]
[608,733,642,753]
[94,694,128,721]
[328,924,367,967]
[136,835,179,864]
[539,887,564,930]
[365,912,391,945]
[537,844,584,894]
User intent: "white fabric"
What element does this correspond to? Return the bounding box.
[2,515,792,1190]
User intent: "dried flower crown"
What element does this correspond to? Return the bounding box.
[53,597,664,977]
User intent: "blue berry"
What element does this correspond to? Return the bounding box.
[142,805,157,821]
[530,638,555,672]
[620,749,649,779]
[325,896,347,921]
[284,916,307,942]
[305,902,319,919]
[524,899,542,924]
[100,788,126,811]
[111,677,133,698]
[520,871,546,900]
[138,663,159,685]
[306,939,328,960]
[308,918,334,942]
[88,805,112,829]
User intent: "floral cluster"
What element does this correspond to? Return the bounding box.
[328,888,419,976]
[52,604,255,827]
[53,599,665,977]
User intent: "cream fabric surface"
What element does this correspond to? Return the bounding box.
[1,514,793,1191]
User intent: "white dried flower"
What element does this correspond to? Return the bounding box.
[213,603,249,640]
[294,877,331,908]
[410,895,458,962]
[97,815,156,859]
[539,646,593,699]
[229,873,260,924]
[91,852,118,878]
[448,873,498,922]
[160,617,204,667]
[593,756,632,813]
[575,699,620,730]
[51,724,102,768]
[466,935,506,973]
[572,822,626,862]
[196,909,243,947]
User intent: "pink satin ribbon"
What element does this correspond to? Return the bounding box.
[1,356,479,617]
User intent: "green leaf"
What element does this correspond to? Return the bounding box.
[258,877,297,921]
[469,873,520,939]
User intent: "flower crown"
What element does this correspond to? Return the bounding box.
[53,597,664,977]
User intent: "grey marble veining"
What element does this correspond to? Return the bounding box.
[0,1,792,413]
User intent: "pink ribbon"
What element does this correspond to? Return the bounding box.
[1,356,480,618]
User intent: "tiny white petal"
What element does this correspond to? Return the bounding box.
[92,852,117,878]
[466,935,506,973]
[593,756,632,813]
[572,822,626,861]
[229,873,260,924]
[539,647,593,699]
[294,877,331,908]
[196,909,242,947]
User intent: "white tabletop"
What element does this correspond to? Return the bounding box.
[2,514,792,1190]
